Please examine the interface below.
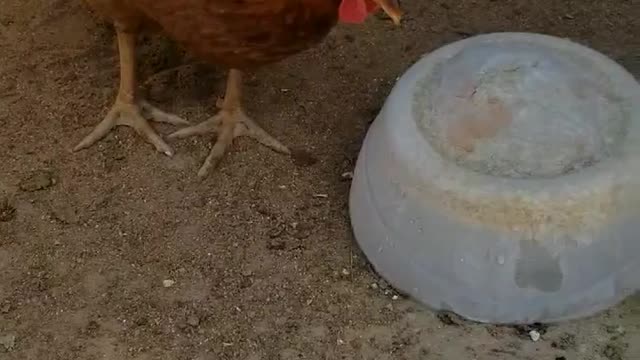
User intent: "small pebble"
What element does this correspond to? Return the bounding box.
[162,279,175,288]
[187,315,200,327]
[341,172,354,180]
[392,295,399,300]
[241,269,253,277]
[529,330,541,342]
[0,334,16,351]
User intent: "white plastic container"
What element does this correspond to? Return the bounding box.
[349,33,640,324]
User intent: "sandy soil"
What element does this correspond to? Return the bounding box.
[1,0,640,359]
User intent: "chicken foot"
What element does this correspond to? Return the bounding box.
[169,69,290,177]
[74,28,188,156]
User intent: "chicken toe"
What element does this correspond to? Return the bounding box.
[73,99,189,156]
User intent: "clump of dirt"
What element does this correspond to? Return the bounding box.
[551,333,577,350]
[18,170,56,192]
[602,341,629,360]
[0,198,16,222]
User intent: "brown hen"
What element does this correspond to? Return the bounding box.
[76,0,402,177]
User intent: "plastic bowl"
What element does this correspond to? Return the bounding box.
[349,32,640,324]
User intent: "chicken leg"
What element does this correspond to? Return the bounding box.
[73,27,188,156]
[169,69,290,177]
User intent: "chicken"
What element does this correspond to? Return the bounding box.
[76,0,402,177]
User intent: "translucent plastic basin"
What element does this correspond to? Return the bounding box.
[349,33,640,324]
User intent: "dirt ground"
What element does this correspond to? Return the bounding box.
[1,0,639,359]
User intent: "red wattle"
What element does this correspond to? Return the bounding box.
[339,0,379,24]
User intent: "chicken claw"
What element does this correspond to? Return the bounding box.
[74,99,189,156]
[169,69,289,177]
[169,105,289,177]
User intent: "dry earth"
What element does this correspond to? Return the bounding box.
[1,0,639,359]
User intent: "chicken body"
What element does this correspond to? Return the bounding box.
[77,0,398,176]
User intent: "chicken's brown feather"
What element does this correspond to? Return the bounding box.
[85,0,342,69]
